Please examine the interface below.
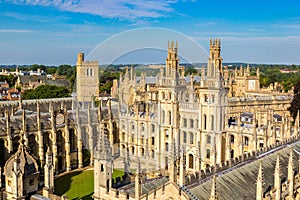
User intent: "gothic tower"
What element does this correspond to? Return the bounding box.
[207,38,223,79]
[156,41,181,170]
[199,38,228,167]
[165,41,180,77]
[76,53,99,102]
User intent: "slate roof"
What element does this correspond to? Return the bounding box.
[187,142,300,200]
[120,176,169,196]
[18,75,70,88]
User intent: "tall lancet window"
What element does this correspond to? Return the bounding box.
[211,115,214,131]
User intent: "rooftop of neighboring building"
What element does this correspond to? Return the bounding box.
[186,141,300,200]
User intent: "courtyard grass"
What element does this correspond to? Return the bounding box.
[54,169,125,200]
[54,169,94,200]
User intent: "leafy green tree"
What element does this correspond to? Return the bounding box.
[22,85,70,100]
[289,80,300,120]
[57,65,76,78]
[185,66,197,75]
[46,67,57,75]
[0,74,16,87]
[99,82,113,93]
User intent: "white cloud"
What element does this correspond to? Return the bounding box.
[7,0,176,19]
[2,12,69,22]
[0,29,35,33]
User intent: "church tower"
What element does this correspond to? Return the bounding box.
[76,53,99,102]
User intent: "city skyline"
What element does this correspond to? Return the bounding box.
[0,0,300,65]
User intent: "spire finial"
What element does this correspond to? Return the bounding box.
[256,161,264,200]
[209,175,218,200]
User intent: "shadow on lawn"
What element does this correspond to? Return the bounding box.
[54,171,82,197]
[80,192,93,200]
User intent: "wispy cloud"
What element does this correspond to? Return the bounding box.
[0,29,35,33]
[196,22,217,26]
[2,12,69,23]
[7,0,179,19]
[248,28,265,32]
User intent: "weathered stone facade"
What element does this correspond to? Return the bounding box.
[116,39,294,175]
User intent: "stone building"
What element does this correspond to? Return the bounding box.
[76,53,99,102]
[0,38,297,200]
[116,38,294,176]
[0,96,117,199]
[3,143,40,199]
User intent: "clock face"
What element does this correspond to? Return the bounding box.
[56,113,65,125]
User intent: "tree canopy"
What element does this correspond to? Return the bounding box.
[0,74,16,87]
[289,80,300,120]
[22,85,70,100]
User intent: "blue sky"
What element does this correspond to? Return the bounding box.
[0,0,300,65]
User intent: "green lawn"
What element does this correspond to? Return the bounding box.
[54,169,124,200]
[112,168,124,180]
[54,170,94,200]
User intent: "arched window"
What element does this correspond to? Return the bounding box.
[189,154,194,169]
[151,124,155,132]
[122,132,125,141]
[206,149,210,159]
[151,150,155,159]
[204,114,207,130]
[168,111,172,125]
[211,115,214,131]
[43,132,52,153]
[165,142,169,152]
[141,123,145,132]
[90,68,93,76]
[86,69,89,76]
[70,129,77,151]
[141,148,145,157]
[151,137,155,145]
[162,110,165,124]
[131,146,135,155]
[244,136,249,146]
[230,135,235,144]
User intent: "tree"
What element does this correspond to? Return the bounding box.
[22,85,70,100]
[57,65,75,78]
[289,80,300,120]
[0,74,16,87]
[184,66,197,76]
